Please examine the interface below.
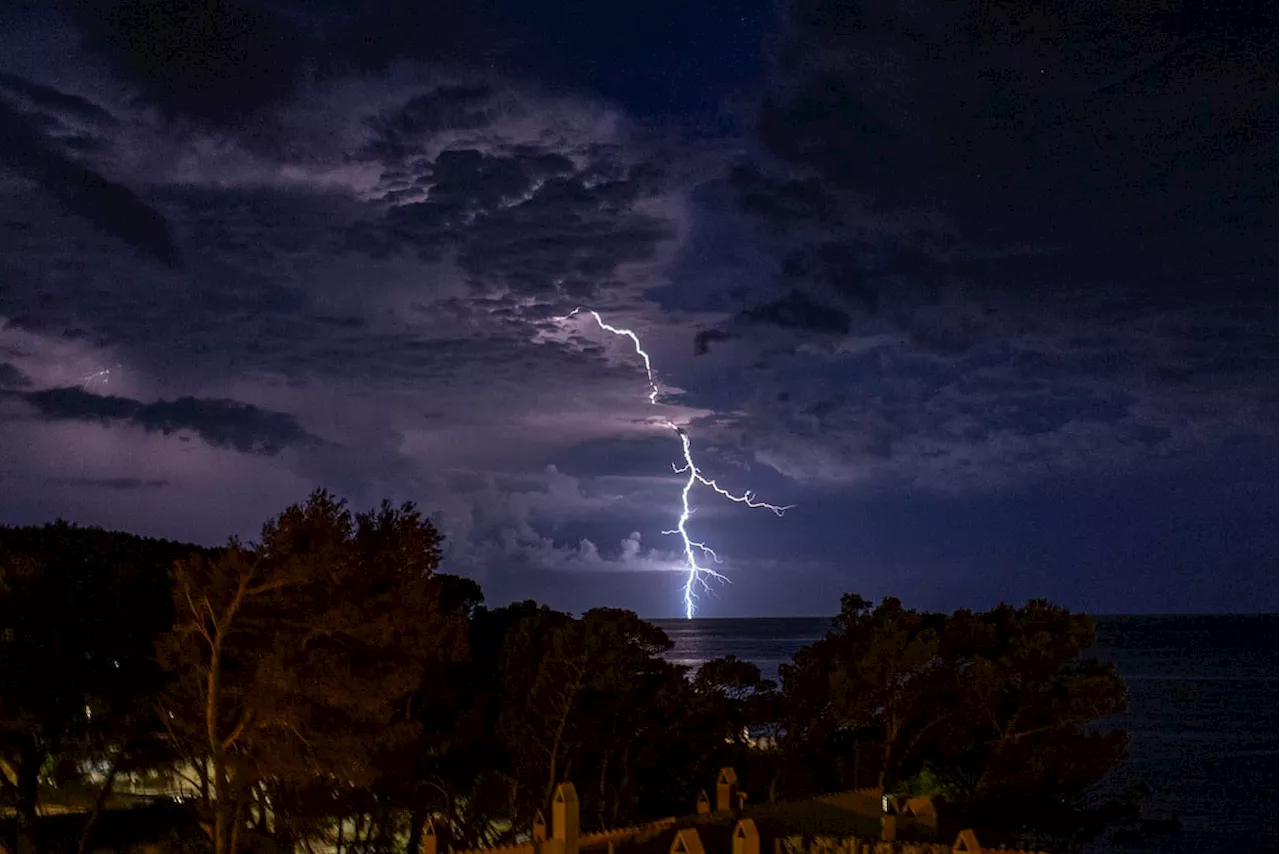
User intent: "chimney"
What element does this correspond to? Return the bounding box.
[552,783,580,854]
[881,815,897,843]
[696,789,711,815]
[670,829,706,854]
[732,819,759,854]
[533,810,547,843]
[421,820,437,854]
[715,768,739,813]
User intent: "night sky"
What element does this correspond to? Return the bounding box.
[0,1,1274,617]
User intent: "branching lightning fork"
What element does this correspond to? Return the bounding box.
[79,368,112,391]
[565,308,793,618]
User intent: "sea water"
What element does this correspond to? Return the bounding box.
[652,614,1278,854]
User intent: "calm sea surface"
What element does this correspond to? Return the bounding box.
[652,614,1278,854]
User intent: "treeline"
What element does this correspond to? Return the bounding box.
[0,492,1129,854]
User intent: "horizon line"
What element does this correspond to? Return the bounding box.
[637,611,1280,620]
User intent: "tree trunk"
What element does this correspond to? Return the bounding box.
[610,747,632,826]
[272,801,295,854]
[76,747,126,854]
[853,740,860,789]
[596,754,609,830]
[228,788,248,854]
[405,807,427,854]
[878,708,904,790]
[15,746,41,854]
[543,661,585,809]
[209,646,229,854]
[373,807,391,854]
[15,800,38,854]
[877,735,892,789]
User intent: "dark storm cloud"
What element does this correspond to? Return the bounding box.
[0,97,178,266]
[51,476,170,490]
[760,0,1275,242]
[5,387,319,455]
[310,1,531,79]
[62,0,308,127]
[452,174,672,299]
[735,0,1276,326]
[0,48,702,576]
[0,363,30,389]
[0,9,681,389]
[0,71,118,127]
[362,85,501,157]
[693,328,735,356]
[731,312,1277,489]
[300,0,769,119]
[740,291,851,336]
[0,0,1266,617]
[349,90,676,299]
[549,435,682,479]
[0,178,372,381]
[55,0,579,132]
[681,0,1279,488]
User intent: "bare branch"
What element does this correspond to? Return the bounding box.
[221,711,254,752]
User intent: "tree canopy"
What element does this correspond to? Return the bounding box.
[0,523,204,854]
[778,595,1128,843]
[0,500,1129,854]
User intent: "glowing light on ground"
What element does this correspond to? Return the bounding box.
[564,308,792,618]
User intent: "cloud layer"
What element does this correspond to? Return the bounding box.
[0,1,1272,615]
[4,386,318,455]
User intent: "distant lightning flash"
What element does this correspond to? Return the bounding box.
[565,308,793,618]
[80,368,112,391]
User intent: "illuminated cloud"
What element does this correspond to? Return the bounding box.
[0,1,1269,615]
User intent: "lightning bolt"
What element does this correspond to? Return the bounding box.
[564,308,793,618]
[80,368,111,391]
[566,308,659,405]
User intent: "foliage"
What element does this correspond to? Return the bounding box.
[779,595,1128,843]
[0,502,1129,854]
[155,491,465,854]
[926,601,1129,842]
[0,523,196,854]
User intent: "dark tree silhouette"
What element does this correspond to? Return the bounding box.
[0,523,194,854]
[778,594,1127,844]
[1,506,1129,854]
[155,491,465,854]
